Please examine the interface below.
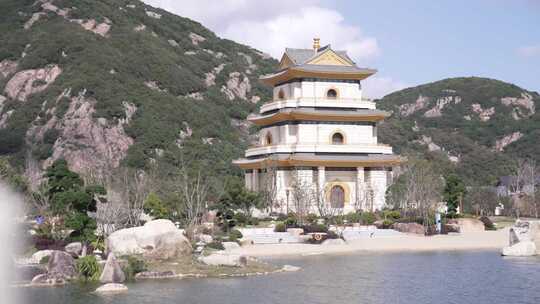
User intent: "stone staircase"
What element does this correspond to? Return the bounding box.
[238,228,303,244]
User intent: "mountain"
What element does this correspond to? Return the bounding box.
[1,1,539,192]
[378,77,540,185]
[0,0,277,188]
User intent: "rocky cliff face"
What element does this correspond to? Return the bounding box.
[378,77,540,184]
[0,0,277,188]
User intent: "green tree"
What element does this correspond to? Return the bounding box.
[212,177,261,231]
[443,174,466,213]
[144,192,170,219]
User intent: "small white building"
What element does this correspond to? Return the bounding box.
[234,39,401,214]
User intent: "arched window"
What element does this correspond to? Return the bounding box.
[265,133,273,146]
[326,88,338,99]
[331,132,344,145]
[330,185,345,208]
[277,89,285,100]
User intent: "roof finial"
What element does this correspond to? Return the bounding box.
[313,37,320,51]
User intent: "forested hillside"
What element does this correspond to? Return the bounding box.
[0,0,277,191]
[378,77,540,185]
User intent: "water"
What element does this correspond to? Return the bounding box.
[21,251,540,304]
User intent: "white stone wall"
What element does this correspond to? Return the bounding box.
[273,80,362,101]
[259,123,376,146]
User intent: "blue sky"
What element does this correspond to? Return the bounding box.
[332,0,540,93]
[144,0,540,97]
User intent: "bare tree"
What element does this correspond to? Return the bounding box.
[173,165,210,229]
[467,186,498,216]
[510,159,538,217]
[288,169,314,225]
[259,160,279,214]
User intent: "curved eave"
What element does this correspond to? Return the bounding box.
[260,66,377,86]
[248,109,390,126]
[233,155,404,170]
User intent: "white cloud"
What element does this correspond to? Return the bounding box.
[143,1,405,98]
[143,1,379,62]
[362,76,409,99]
[517,45,540,57]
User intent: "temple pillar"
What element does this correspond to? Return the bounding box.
[355,167,365,210]
[369,168,387,210]
[317,166,326,193]
[245,171,252,190]
[252,169,259,191]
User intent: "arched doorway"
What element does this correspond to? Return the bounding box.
[330,185,345,208]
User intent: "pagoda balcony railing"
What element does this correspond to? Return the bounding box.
[245,143,393,157]
[260,97,376,113]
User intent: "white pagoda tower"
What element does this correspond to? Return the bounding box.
[234,39,401,213]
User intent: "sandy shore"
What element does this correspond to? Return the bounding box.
[229,229,509,258]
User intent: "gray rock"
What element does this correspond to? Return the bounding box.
[391,222,425,235]
[31,273,67,286]
[281,265,301,272]
[95,283,128,293]
[502,241,537,257]
[222,241,240,251]
[145,230,192,260]
[135,271,176,279]
[198,253,247,267]
[48,250,76,279]
[106,219,190,258]
[65,242,83,256]
[30,250,53,264]
[99,253,125,283]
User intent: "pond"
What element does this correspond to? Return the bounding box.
[20,251,540,304]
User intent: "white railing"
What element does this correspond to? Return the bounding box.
[245,143,393,157]
[260,97,376,113]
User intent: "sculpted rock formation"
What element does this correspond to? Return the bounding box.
[99,253,126,283]
[502,220,539,256]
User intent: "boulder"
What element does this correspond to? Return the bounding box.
[479,216,495,230]
[65,242,83,256]
[144,231,192,260]
[373,220,385,229]
[47,250,76,279]
[197,234,213,244]
[321,239,346,246]
[502,241,537,257]
[31,273,67,286]
[30,250,53,264]
[99,253,125,283]
[135,271,176,280]
[199,253,247,267]
[443,223,460,233]
[222,241,240,251]
[95,283,128,293]
[447,218,485,233]
[239,239,254,246]
[286,228,304,236]
[106,219,191,258]
[391,222,425,235]
[281,265,301,272]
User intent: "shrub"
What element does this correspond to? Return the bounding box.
[382,219,394,229]
[326,230,339,239]
[303,224,328,233]
[228,229,243,242]
[123,256,147,280]
[284,213,298,227]
[383,210,401,220]
[328,215,344,225]
[274,222,286,232]
[306,213,319,224]
[360,212,376,225]
[247,217,259,226]
[233,213,248,226]
[206,241,225,250]
[76,256,100,281]
[344,212,361,223]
